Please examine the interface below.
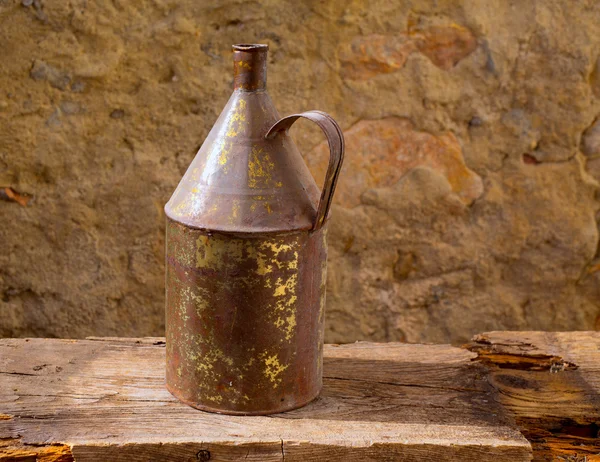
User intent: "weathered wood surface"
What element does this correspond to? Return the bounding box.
[0,338,530,461]
[468,331,600,461]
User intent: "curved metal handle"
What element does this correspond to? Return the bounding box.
[265,110,344,231]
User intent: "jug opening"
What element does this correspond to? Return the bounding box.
[232,43,269,52]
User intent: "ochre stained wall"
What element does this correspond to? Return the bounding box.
[1,0,599,343]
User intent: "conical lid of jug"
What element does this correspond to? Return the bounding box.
[165,44,320,233]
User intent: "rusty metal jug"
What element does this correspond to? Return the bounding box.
[164,44,344,415]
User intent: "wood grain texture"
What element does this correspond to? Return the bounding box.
[468,331,600,461]
[0,338,530,461]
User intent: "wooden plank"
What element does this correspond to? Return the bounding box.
[0,338,531,461]
[468,331,600,461]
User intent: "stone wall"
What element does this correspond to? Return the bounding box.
[1,0,599,343]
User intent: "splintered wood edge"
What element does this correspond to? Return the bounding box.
[0,439,74,462]
[466,331,600,461]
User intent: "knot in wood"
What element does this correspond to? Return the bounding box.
[196,449,211,461]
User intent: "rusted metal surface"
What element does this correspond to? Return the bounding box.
[165,44,321,234]
[164,44,344,414]
[266,111,345,231]
[232,43,268,91]
[165,220,327,414]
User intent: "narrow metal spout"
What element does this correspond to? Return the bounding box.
[233,43,268,91]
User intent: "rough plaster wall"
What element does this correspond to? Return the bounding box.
[0,0,599,343]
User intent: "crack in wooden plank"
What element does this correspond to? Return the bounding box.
[324,375,488,393]
[0,371,39,377]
